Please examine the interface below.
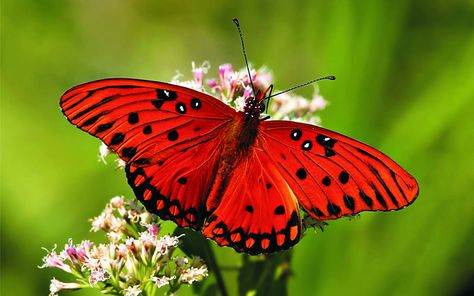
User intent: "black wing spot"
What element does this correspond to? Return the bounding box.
[191,98,202,110]
[110,133,125,145]
[266,183,272,189]
[71,96,114,120]
[274,205,285,215]
[373,186,388,209]
[296,168,307,180]
[312,207,325,217]
[157,89,177,100]
[167,130,179,141]
[143,125,152,135]
[359,190,373,208]
[176,102,187,114]
[338,171,350,184]
[290,129,302,141]
[327,202,341,216]
[151,100,164,109]
[343,195,355,211]
[245,205,254,213]
[83,113,105,126]
[128,112,139,124]
[322,176,331,186]
[316,134,337,157]
[96,122,114,133]
[177,177,187,184]
[122,147,137,158]
[302,140,313,151]
[134,158,150,165]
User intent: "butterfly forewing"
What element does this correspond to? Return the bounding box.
[260,120,419,219]
[60,78,235,166]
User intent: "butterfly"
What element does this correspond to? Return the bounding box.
[60,74,419,254]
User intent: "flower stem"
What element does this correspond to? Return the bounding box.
[204,239,228,296]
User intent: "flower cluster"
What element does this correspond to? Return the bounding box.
[40,196,208,296]
[171,62,327,119]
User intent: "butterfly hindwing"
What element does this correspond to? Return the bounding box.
[126,134,225,229]
[202,145,302,254]
[260,120,419,219]
[60,78,234,166]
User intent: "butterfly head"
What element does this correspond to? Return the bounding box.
[243,85,272,120]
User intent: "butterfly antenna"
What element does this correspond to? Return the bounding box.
[233,18,257,99]
[267,75,336,99]
[264,84,274,114]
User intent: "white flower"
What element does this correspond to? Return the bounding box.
[139,212,153,224]
[107,231,124,243]
[90,212,108,232]
[117,243,129,258]
[98,142,112,163]
[139,230,156,247]
[145,223,160,237]
[253,66,273,90]
[151,275,176,288]
[192,61,210,89]
[155,235,182,255]
[75,240,92,262]
[115,158,126,170]
[180,266,209,284]
[309,93,327,112]
[124,285,142,296]
[109,216,127,233]
[110,196,125,209]
[234,96,246,112]
[49,278,81,295]
[174,256,189,268]
[89,267,111,285]
[82,257,101,271]
[40,246,73,273]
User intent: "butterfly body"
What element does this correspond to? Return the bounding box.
[205,111,263,212]
[61,78,418,254]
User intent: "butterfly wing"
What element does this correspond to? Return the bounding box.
[61,78,235,228]
[202,146,302,254]
[260,120,419,219]
[60,78,234,165]
[125,134,223,229]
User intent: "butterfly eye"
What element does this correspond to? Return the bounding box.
[258,102,266,113]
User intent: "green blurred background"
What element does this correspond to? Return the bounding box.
[2,1,473,295]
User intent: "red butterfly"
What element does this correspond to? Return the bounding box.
[60,76,418,254]
[60,21,418,255]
